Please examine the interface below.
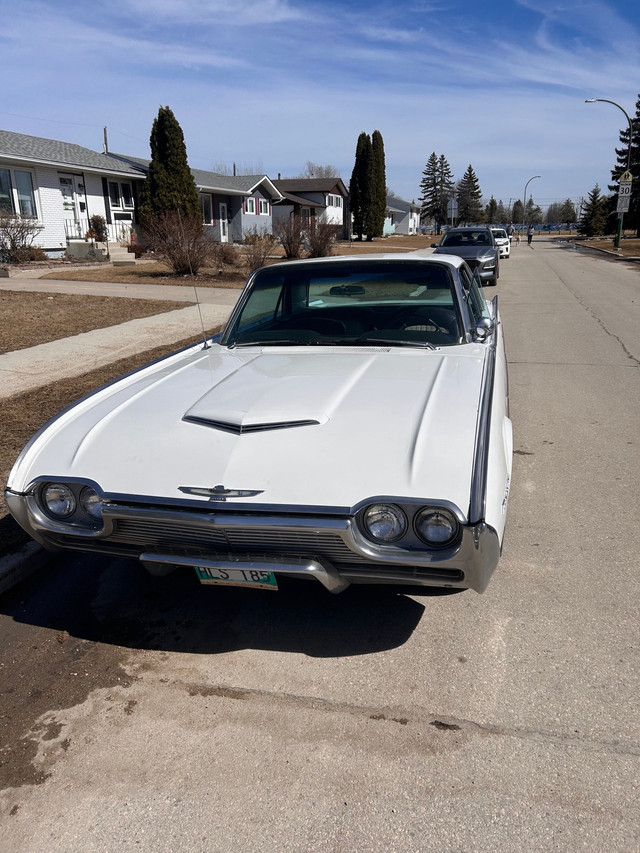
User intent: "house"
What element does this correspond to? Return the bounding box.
[0,129,285,257]
[0,129,146,256]
[272,178,349,239]
[384,195,420,236]
[110,153,284,244]
[191,169,283,244]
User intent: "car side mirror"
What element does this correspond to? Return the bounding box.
[473,317,495,341]
[430,243,439,248]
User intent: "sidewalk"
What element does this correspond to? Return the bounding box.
[0,278,241,398]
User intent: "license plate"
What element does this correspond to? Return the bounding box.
[194,566,278,590]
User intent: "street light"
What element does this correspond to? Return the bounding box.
[522,175,541,241]
[585,98,634,248]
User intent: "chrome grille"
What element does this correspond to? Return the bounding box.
[108,517,367,564]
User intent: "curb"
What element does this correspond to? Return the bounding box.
[0,541,51,596]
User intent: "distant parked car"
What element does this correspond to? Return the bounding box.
[6,252,512,595]
[490,227,510,259]
[431,226,500,286]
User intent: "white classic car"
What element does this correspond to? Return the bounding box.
[6,252,512,594]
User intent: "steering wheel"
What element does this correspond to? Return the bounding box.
[388,307,456,335]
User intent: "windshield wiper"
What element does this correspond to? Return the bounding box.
[352,336,437,349]
[228,339,309,349]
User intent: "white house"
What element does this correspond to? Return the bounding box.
[0,129,285,258]
[384,195,420,236]
[0,129,147,256]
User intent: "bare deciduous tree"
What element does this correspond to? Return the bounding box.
[298,161,341,179]
[273,215,305,259]
[142,211,214,275]
[241,225,277,272]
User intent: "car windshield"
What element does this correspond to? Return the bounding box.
[492,230,507,239]
[222,260,464,349]
[441,230,490,247]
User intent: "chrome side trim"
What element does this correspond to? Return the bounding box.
[468,299,498,524]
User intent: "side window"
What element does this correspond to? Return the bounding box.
[245,197,256,214]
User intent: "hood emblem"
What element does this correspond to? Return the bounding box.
[179,484,264,502]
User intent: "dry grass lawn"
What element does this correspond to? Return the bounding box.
[0,291,191,354]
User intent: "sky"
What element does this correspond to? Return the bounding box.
[2,0,640,212]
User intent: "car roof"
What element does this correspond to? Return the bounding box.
[270,251,468,270]
[443,228,492,235]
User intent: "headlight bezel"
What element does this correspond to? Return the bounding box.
[36,479,105,528]
[356,498,464,552]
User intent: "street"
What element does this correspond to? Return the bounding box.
[1,238,639,852]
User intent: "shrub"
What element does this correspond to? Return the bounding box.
[273,215,305,259]
[85,214,108,242]
[241,225,276,272]
[142,210,214,275]
[210,240,238,270]
[0,212,44,263]
[305,216,339,258]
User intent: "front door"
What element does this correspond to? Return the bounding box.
[59,174,87,238]
[219,202,229,243]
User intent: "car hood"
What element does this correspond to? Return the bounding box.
[11,343,487,515]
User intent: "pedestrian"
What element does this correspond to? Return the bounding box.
[527,224,534,245]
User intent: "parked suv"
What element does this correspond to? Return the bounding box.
[490,226,511,259]
[432,226,500,286]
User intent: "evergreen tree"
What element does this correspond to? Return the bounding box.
[559,198,577,225]
[525,196,543,224]
[485,196,498,224]
[609,93,640,234]
[512,199,524,224]
[578,184,608,237]
[370,130,387,239]
[349,132,373,240]
[496,200,507,222]
[419,153,454,233]
[456,165,483,224]
[139,106,199,221]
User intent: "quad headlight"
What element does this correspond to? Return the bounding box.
[42,483,76,518]
[362,504,407,542]
[80,486,104,520]
[414,508,460,548]
[38,481,104,526]
[360,501,462,550]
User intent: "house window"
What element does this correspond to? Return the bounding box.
[327,194,342,208]
[108,182,121,208]
[0,166,38,217]
[259,199,269,215]
[245,197,256,214]
[199,193,213,224]
[108,181,134,209]
[121,183,133,208]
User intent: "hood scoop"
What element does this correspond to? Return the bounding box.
[183,415,321,434]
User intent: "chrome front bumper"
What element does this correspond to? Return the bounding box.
[5,492,502,593]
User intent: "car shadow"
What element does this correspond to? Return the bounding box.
[0,553,461,658]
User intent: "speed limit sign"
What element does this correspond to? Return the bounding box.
[617,179,632,213]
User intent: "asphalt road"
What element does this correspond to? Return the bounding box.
[1,239,639,852]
